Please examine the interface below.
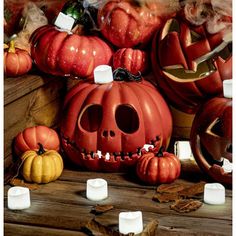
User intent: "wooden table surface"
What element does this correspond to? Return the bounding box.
[4,160,232,236]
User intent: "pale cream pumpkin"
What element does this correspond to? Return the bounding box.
[21,143,64,184]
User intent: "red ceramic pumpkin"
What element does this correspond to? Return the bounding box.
[30,25,113,78]
[60,68,172,172]
[14,126,60,157]
[190,96,232,185]
[151,17,232,114]
[98,0,166,48]
[113,48,150,75]
[136,147,181,185]
[4,40,32,77]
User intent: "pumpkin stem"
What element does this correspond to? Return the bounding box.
[113,68,142,82]
[8,40,16,53]
[37,143,45,155]
[156,146,164,157]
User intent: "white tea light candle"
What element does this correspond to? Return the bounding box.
[204,183,225,205]
[8,186,31,210]
[86,178,108,201]
[94,65,113,84]
[223,80,232,98]
[119,211,143,235]
[54,12,75,31]
[174,141,194,160]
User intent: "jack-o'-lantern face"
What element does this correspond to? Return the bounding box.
[60,69,172,172]
[151,17,232,114]
[190,97,232,185]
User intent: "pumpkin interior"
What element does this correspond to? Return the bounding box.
[161,18,232,82]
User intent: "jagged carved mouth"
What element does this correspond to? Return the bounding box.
[63,135,161,162]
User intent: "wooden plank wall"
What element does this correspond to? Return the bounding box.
[4,74,67,170]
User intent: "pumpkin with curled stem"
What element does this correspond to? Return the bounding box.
[21,143,64,184]
[60,68,172,172]
[136,147,181,185]
[4,40,32,77]
[151,17,232,114]
[14,126,60,157]
[30,25,113,79]
[190,96,232,185]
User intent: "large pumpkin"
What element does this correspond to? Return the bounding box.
[60,68,172,172]
[30,25,113,78]
[14,126,60,157]
[151,17,232,114]
[136,147,181,185]
[190,96,232,185]
[97,0,166,48]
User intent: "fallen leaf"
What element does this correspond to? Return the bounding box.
[156,182,189,193]
[178,182,206,198]
[170,199,203,213]
[139,220,159,236]
[91,204,114,215]
[84,219,120,236]
[10,178,39,190]
[153,192,179,203]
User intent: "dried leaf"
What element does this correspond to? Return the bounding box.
[153,192,179,203]
[10,178,39,190]
[84,219,120,236]
[91,204,114,215]
[156,182,189,194]
[139,220,159,236]
[178,182,206,198]
[170,199,203,213]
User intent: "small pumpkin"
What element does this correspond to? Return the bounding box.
[21,143,64,184]
[14,126,60,157]
[113,48,150,75]
[4,40,32,77]
[136,147,181,185]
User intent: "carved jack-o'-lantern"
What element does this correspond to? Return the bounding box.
[151,17,232,114]
[190,96,232,185]
[60,68,172,172]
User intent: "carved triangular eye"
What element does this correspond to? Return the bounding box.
[207,118,224,137]
[218,43,232,60]
[168,19,180,33]
[190,30,202,43]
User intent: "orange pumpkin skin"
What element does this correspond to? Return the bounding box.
[14,126,60,157]
[190,96,232,185]
[98,0,164,48]
[136,149,181,185]
[113,48,150,75]
[30,25,113,79]
[4,46,32,77]
[151,17,232,114]
[60,70,172,172]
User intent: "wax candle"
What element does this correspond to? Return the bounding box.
[54,12,75,31]
[223,79,232,99]
[204,183,225,205]
[119,211,143,235]
[174,141,194,160]
[222,158,233,173]
[8,186,31,210]
[94,65,113,84]
[86,178,108,201]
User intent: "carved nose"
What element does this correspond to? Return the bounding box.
[102,130,115,137]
